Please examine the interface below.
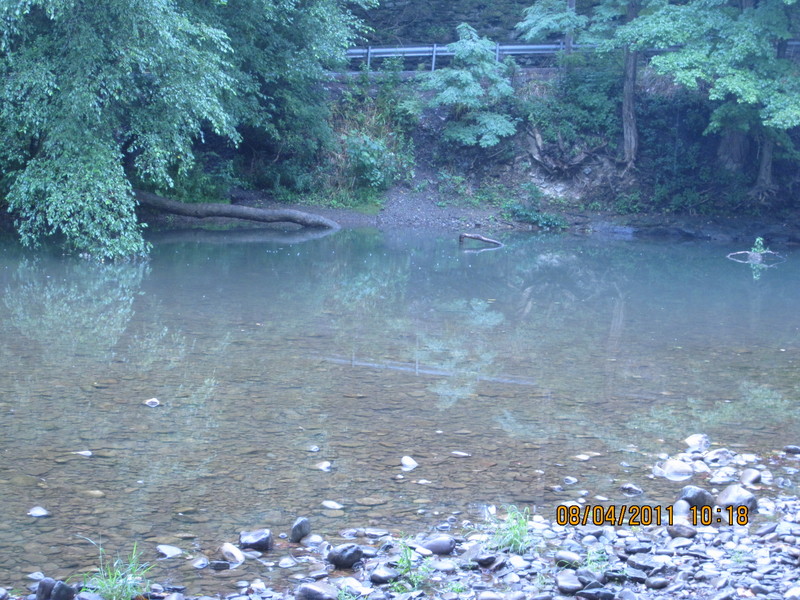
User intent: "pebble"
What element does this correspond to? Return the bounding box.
[27,506,50,518]
[401,456,418,471]
[156,544,183,559]
[290,517,312,543]
[15,434,800,600]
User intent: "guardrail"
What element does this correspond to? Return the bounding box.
[345,40,800,71]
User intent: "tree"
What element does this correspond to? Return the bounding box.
[615,0,800,197]
[423,23,517,148]
[0,0,370,259]
[518,0,641,167]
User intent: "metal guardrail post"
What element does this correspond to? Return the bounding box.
[496,42,500,61]
[432,44,437,71]
[367,46,372,70]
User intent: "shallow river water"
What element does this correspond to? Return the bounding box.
[1,228,798,592]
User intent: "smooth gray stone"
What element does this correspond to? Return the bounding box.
[327,543,363,569]
[290,517,312,543]
[678,485,715,508]
[49,583,75,600]
[716,484,758,512]
[369,565,399,584]
[667,523,697,538]
[295,582,338,600]
[645,576,670,589]
[556,570,584,594]
[555,550,582,568]
[422,534,456,555]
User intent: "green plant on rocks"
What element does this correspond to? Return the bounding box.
[488,505,540,554]
[584,546,610,572]
[78,541,152,600]
[389,539,435,592]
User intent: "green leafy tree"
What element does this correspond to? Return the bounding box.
[0,0,372,258]
[423,23,517,148]
[0,0,239,258]
[615,0,800,196]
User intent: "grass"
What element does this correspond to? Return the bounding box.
[584,546,610,572]
[78,540,152,600]
[389,539,435,592]
[488,505,539,554]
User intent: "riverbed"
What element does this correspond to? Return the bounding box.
[1,229,797,592]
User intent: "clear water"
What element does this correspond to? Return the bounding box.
[1,228,798,592]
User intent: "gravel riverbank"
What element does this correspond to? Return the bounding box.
[9,436,800,600]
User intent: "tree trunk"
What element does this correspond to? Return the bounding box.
[565,0,576,54]
[717,129,749,171]
[134,190,340,230]
[754,135,775,193]
[622,0,640,169]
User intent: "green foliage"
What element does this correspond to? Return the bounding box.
[520,52,621,163]
[0,0,371,258]
[390,540,435,592]
[79,542,152,600]
[318,62,417,205]
[424,24,517,148]
[615,0,800,133]
[516,0,589,43]
[488,505,541,554]
[584,546,610,572]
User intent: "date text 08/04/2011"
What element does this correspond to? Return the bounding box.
[555,504,750,527]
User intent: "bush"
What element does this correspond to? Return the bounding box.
[424,24,517,148]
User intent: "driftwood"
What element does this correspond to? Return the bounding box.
[459,233,504,247]
[135,190,340,230]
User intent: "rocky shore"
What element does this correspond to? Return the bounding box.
[7,436,800,600]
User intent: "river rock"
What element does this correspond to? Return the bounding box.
[740,468,761,485]
[28,506,51,518]
[577,587,615,600]
[422,534,456,555]
[239,529,273,552]
[157,544,183,559]
[295,582,338,600]
[290,517,312,543]
[677,485,715,508]
[370,565,399,584]
[192,557,209,569]
[704,448,735,467]
[667,523,697,538]
[321,500,343,510]
[556,570,584,594]
[685,434,711,452]
[327,543,363,569]
[401,456,418,471]
[619,483,644,495]
[35,578,56,600]
[555,550,582,568]
[655,458,694,481]
[0,588,8,600]
[220,542,246,565]
[50,582,75,600]
[716,484,758,512]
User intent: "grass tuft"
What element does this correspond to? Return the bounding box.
[488,505,539,554]
[78,539,152,600]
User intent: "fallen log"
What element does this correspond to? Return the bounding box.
[459,233,504,247]
[134,190,340,230]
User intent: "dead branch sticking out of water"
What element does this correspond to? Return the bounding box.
[459,233,504,248]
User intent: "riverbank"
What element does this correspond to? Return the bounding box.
[139,184,800,249]
[10,437,800,600]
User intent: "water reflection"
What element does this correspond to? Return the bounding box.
[0,231,798,593]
